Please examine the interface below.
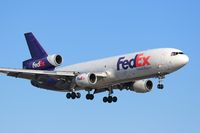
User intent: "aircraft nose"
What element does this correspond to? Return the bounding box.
[183,55,189,64]
[180,54,189,66]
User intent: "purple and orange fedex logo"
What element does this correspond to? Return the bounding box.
[77,76,85,81]
[117,53,151,71]
[32,60,46,68]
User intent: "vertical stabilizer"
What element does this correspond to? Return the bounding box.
[24,32,48,59]
[23,32,62,70]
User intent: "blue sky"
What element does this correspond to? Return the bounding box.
[0,0,199,133]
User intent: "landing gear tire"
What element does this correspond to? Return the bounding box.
[86,94,94,100]
[103,96,118,103]
[108,96,113,103]
[157,84,164,89]
[66,92,81,100]
[66,93,71,99]
[103,97,108,103]
[76,92,81,99]
[90,94,94,100]
[71,92,76,99]
[112,96,118,103]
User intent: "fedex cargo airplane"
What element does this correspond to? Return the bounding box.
[0,33,189,103]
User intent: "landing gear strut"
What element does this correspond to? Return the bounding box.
[66,92,81,99]
[157,76,164,89]
[103,89,118,103]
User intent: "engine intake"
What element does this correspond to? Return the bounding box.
[132,80,153,93]
[47,54,63,66]
[23,54,63,70]
[75,73,97,88]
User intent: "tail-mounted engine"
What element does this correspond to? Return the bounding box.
[23,54,63,70]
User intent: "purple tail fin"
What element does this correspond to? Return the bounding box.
[24,32,48,59]
[23,32,53,70]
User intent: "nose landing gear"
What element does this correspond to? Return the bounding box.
[157,84,164,89]
[157,75,164,89]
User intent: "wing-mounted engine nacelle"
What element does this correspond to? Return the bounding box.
[131,80,153,93]
[75,73,97,88]
[23,54,63,70]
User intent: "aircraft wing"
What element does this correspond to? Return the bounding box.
[0,67,76,80]
[0,67,107,81]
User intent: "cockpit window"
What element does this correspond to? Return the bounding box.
[171,52,184,56]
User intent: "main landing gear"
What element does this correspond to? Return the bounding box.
[86,93,94,100]
[157,76,164,89]
[103,89,118,103]
[65,89,118,103]
[66,92,81,99]
[103,96,118,103]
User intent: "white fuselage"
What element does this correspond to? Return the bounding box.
[0,32,190,102]
[58,48,189,89]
